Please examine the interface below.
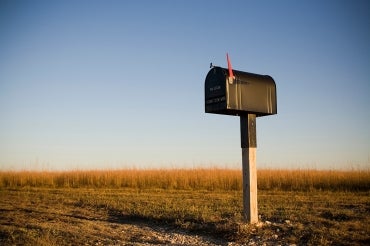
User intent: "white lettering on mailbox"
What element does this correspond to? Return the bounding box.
[210,85,221,92]
[206,96,226,105]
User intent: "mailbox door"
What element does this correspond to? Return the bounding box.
[205,67,227,113]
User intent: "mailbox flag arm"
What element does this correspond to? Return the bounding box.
[227,53,234,79]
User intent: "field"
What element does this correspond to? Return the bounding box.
[0,169,369,245]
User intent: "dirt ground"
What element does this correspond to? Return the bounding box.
[0,189,232,245]
[1,188,369,245]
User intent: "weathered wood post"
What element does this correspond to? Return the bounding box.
[240,114,258,223]
[204,54,277,223]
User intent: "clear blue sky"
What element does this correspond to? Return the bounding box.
[1,0,369,170]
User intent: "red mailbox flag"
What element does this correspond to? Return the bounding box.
[227,53,234,79]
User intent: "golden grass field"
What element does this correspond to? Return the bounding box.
[0,169,369,245]
[1,169,369,191]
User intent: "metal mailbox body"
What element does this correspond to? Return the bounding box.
[205,66,277,117]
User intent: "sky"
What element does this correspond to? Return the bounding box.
[0,0,369,171]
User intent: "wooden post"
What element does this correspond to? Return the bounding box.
[240,114,258,223]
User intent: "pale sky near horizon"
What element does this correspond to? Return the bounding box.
[1,0,369,171]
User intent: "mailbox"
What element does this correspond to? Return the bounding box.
[205,66,277,117]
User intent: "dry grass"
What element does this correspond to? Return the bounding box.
[0,168,369,191]
[0,169,369,245]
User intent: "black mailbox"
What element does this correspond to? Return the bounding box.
[205,66,277,117]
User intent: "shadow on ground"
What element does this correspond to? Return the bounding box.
[106,208,230,245]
